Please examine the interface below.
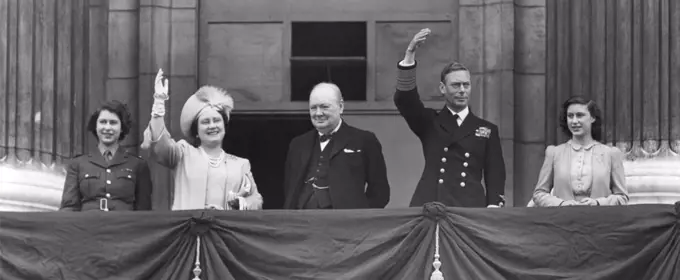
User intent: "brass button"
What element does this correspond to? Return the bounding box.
[463,162,468,167]
[442,157,447,163]
[444,147,448,152]
[461,172,466,177]
[105,193,111,198]
[438,179,444,184]
[106,180,111,185]
[85,174,89,178]
[465,152,470,158]
[127,175,132,179]
[106,169,111,173]
[440,168,445,173]
[460,182,466,187]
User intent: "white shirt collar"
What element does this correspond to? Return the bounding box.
[318,119,343,136]
[447,106,469,122]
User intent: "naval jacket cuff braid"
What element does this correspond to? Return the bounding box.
[396,61,417,92]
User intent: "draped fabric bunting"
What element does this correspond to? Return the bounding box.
[0,202,679,280]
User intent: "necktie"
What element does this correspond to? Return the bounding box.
[104,151,112,162]
[319,133,333,142]
[452,114,460,128]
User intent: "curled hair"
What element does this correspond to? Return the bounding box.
[87,100,133,141]
[189,110,230,147]
[440,62,470,82]
[559,96,603,142]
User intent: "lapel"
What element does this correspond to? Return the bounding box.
[329,121,350,159]
[552,144,574,200]
[298,130,316,168]
[88,151,109,168]
[436,106,459,135]
[108,149,128,168]
[437,106,481,145]
[294,130,317,187]
[88,146,128,168]
[588,143,609,196]
[450,113,481,144]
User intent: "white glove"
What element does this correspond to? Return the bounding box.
[238,196,248,210]
[151,68,169,117]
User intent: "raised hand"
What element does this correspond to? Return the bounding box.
[154,68,169,101]
[407,28,431,53]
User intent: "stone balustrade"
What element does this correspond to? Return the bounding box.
[0,164,64,212]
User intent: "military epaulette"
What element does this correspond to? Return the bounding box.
[125,151,146,160]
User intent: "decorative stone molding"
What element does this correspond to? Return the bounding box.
[0,164,65,212]
[608,140,680,161]
[607,140,680,205]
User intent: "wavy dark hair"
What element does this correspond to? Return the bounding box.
[440,62,470,82]
[559,96,603,142]
[189,110,230,147]
[87,100,133,142]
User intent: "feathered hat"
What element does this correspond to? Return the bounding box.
[140,85,234,149]
[179,85,234,142]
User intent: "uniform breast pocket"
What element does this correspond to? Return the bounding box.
[341,149,364,168]
[473,135,488,147]
[79,173,101,189]
[116,170,137,185]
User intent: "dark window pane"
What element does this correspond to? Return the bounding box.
[291,22,366,57]
[290,60,366,101]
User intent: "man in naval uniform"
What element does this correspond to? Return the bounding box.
[394,28,506,208]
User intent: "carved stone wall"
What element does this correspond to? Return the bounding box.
[545,0,680,160]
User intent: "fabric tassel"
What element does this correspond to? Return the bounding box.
[192,236,202,280]
[430,223,444,280]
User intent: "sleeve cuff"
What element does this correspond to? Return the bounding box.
[396,60,417,91]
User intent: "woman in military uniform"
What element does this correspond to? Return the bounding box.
[140,69,263,211]
[59,100,153,211]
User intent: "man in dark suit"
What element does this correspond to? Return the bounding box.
[394,28,506,208]
[283,82,391,209]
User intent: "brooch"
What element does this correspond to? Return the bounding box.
[475,127,491,138]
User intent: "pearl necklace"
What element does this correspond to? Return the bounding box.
[200,147,225,168]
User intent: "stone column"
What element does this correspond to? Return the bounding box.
[139,0,199,210]
[458,0,516,205]
[513,0,546,206]
[108,0,141,152]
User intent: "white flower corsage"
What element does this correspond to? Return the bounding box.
[475,127,491,138]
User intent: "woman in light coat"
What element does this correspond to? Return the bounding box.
[532,96,628,207]
[141,69,262,210]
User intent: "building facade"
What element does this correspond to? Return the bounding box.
[1,0,678,210]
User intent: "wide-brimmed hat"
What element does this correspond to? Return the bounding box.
[179,85,234,142]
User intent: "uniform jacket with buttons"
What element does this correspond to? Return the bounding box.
[394,62,506,207]
[59,149,153,211]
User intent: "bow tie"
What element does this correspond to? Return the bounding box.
[319,133,334,142]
